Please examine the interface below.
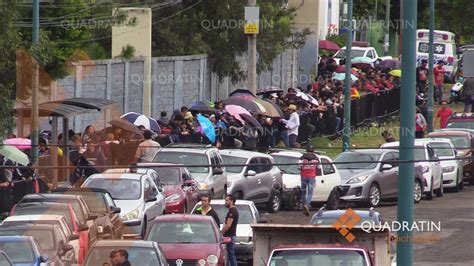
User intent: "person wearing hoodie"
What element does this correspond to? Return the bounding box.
[299,145,319,216]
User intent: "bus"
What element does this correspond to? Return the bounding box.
[416,29,457,80]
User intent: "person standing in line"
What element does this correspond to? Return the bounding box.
[434,62,446,103]
[434,100,453,129]
[280,104,300,148]
[299,145,319,216]
[415,108,428,138]
[192,194,221,226]
[416,59,429,93]
[135,130,161,163]
[221,194,239,266]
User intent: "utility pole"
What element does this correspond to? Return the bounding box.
[31,0,40,163]
[342,0,353,152]
[383,0,390,56]
[247,0,258,95]
[398,0,417,265]
[427,0,435,132]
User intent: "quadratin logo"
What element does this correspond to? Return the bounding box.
[332,208,361,243]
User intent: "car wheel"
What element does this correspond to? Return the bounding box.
[469,175,474,185]
[267,191,282,213]
[452,172,460,193]
[425,177,434,200]
[368,183,381,207]
[141,218,147,240]
[414,179,422,204]
[326,189,340,210]
[435,176,444,197]
[287,189,301,211]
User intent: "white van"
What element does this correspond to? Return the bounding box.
[416,29,457,78]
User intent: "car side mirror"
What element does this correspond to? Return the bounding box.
[223,237,232,244]
[79,224,89,232]
[40,254,49,262]
[245,170,256,177]
[111,206,121,214]
[213,168,223,175]
[146,195,157,203]
[381,164,393,171]
[69,234,80,241]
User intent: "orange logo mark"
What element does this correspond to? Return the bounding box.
[332,208,361,243]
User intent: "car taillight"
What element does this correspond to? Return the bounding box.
[448,56,454,63]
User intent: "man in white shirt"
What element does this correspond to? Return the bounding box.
[280,104,300,148]
[135,130,161,163]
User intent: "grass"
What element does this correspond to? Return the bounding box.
[310,102,464,159]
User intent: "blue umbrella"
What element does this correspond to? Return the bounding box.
[332,72,358,82]
[197,114,216,143]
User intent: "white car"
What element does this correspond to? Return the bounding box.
[191,199,264,264]
[220,149,283,213]
[153,147,228,198]
[381,139,444,200]
[270,151,342,210]
[429,138,464,191]
[333,42,392,65]
[82,173,166,238]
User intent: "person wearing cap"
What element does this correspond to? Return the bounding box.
[299,145,319,216]
[434,62,446,103]
[280,104,300,148]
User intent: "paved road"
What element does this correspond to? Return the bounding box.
[264,185,474,265]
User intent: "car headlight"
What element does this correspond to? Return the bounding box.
[198,182,209,190]
[123,208,140,221]
[443,166,456,173]
[207,255,218,266]
[422,166,430,173]
[347,175,369,184]
[165,193,182,203]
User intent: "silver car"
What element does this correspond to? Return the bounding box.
[153,147,228,198]
[220,149,283,213]
[334,149,425,207]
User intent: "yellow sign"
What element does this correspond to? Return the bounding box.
[332,208,361,243]
[244,22,259,34]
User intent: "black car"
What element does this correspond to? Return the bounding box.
[53,187,124,240]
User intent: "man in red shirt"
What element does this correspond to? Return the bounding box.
[299,145,319,216]
[434,62,445,103]
[434,100,453,129]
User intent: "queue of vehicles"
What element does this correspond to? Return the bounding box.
[0,123,473,265]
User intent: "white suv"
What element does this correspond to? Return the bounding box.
[271,151,342,210]
[382,139,444,200]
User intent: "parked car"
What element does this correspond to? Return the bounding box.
[0,250,12,266]
[446,112,474,130]
[310,207,383,226]
[0,224,75,265]
[381,140,444,200]
[84,240,168,266]
[10,202,90,264]
[82,172,166,238]
[220,149,283,213]
[18,193,99,247]
[191,199,266,264]
[271,150,342,210]
[52,187,124,240]
[334,149,425,207]
[146,214,230,266]
[104,167,163,189]
[0,236,50,266]
[428,138,464,191]
[135,163,201,214]
[428,129,474,185]
[153,147,228,198]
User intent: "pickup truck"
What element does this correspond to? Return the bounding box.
[251,224,391,266]
[333,41,393,65]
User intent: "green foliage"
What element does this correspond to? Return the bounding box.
[118,44,136,59]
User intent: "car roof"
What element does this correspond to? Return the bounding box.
[0,224,57,231]
[271,244,369,251]
[138,162,186,168]
[270,150,303,158]
[53,187,111,195]
[340,149,395,155]
[4,214,66,222]
[157,147,217,154]
[88,173,146,180]
[153,214,214,222]
[196,199,255,206]
[16,202,70,210]
[429,130,471,136]
[23,194,81,200]
[93,240,155,248]
[382,139,433,146]
[220,149,272,159]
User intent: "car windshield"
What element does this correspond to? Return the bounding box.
[269,249,368,266]
[194,204,254,224]
[334,153,381,169]
[272,155,300,175]
[431,143,454,157]
[85,247,160,266]
[84,178,141,200]
[153,168,181,186]
[310,217,380,226]
[385,146,426,160]
[20,198,86,224]
[74,193,109,213]
[334,49,366,58]
[13,207,75,233]
[0,230,55,251]
[446,121,474,130]
[154,152,209,174]
[221,155,247,173]
[433,136,470,149]
[147,221,217,243]
[0,241,35,264]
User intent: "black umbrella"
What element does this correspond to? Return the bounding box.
[256,86,283,95]
[189,101,216,113]
[228,89,256,100]
[240,113,262,129]
[222,97,263,114]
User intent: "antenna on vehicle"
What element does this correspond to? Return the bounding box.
[316,205,326,217]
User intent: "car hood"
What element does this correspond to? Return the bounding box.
[163,186,183,197]
[114,199,141,215]
[338,169,374,183]
[159,243,221,260]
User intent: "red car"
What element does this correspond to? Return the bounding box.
[138,163,200,213]
[145,214,230,266]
